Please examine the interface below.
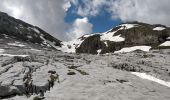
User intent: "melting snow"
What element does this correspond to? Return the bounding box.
[167,37,170,40]
[100,24,136,42]
[119,24,137,29]
[28,27,40,33]
[114,46,151,53]
[104,41,108,47]
[30,49,42,52]
[159,41,170,46]
[0,49,4,53]
[7,42,25,47]
[153,27,165,31]
[58,39,83,53]
[0,54,29,57]
[97,49,102,55]
[57,34,94,53]
[131,72,170,88]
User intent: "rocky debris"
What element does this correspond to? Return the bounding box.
[0,45,170,99]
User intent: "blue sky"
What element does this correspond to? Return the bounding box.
[65,8,121,33]
[65,2,122,34]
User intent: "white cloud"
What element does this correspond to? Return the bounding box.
[72,0,170,26]
[63,0,71,12]
[108,0,170,26]
[0,0,68,40]
[67,17,93,40]
[76,0,110,16]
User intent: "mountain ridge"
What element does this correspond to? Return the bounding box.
[0,11,61,49]
[59,22,170,54]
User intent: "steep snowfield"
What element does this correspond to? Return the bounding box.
[114,46,151,53]
[160,41,170,46]
[57,34,94,53]
[153,27,165,31]
[58,39,83,53]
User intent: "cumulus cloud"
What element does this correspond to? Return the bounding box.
[71,0,110,16]
[67,17,93,40]
[71,0,170,26]
[0,0,69,40]
[108,0,170,26]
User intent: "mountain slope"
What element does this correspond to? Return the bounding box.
[0,11,61,49]
[59,22,170,54]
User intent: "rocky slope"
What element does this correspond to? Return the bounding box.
[0,46,170,100]
[0,11,61,49]
[59,22,170,54]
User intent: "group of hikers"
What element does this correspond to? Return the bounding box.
[23,70,60,98]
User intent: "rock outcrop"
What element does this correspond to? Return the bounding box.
[76,22,170,54]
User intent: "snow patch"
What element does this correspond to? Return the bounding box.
[0,54,29,57]
[30,49,42,52]
[159,41,170,46]
[7,42,25,47]
[114,46,151,53]
[131,72,170,88]
[101,32,125,42]
[153,27,165,31]
[167,37,170,40]
[119,24,137,29]
[57,34,93,53]
[58,39,84,53]
[97,49,102,55]
[28,27,40,33]
[104,41,108,47]
[0,49,4,53]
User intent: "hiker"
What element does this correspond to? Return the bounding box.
[23,74,34,95]
[48,73,55,90]
[28,79,33,94]
[47,71,60,90]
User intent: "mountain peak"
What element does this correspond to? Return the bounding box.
[0,12,61,49]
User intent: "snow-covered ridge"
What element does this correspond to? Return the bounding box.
[101,24,137,42]
[114,46,151,53]
[153,27,165,31]
[131,72,170,88]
